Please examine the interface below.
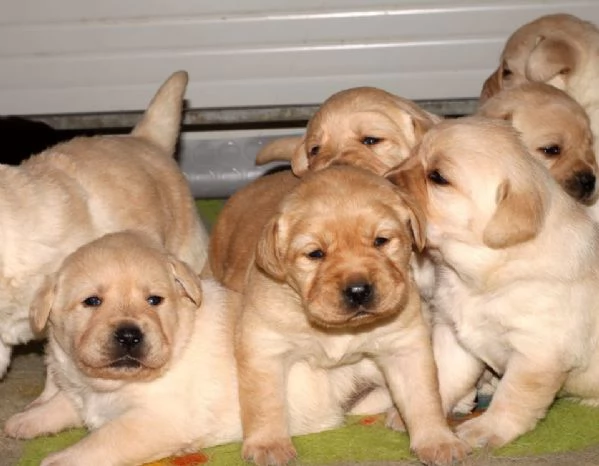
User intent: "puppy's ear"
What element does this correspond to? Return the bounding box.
[411,111,442,143]
[30,274,57,335]
[483,180,545,249]
[403,197,427,252]
[526,37,575,87]
[255,136,303,165]
[168,257,203,306]
[255,215,287,280]
[478,97,513,122]
[480,68,503,103]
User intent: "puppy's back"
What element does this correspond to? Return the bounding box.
[209,170,300,292]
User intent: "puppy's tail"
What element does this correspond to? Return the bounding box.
[255,136,303,165]
[132,70,188,156]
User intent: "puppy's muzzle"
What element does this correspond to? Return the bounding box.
[111,323,145,368]
[566,171,596,203]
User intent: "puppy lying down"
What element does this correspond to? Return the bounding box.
[5,232,375,466]
[388,117,599,448]
[0,71,209,378]
[255,86,441,176]
[236,166,469,466]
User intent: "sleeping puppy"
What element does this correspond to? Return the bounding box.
[4,232,376,466]
[0,71,209,379]
[387,116,599,449]
[477,82,598,204]
[255,86,441,176]
[237,166,469,466]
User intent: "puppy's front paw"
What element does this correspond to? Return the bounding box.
[4,410,45,439]
[242,436,297,466]
[412,429,471,466]
[384,407,406,432]
[456,413,520,448]
[40,449,80,466]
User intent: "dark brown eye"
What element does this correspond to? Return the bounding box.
[502,67,512,78]
[373,237,389,247]
[362,136,383,146]
[309,145,320,157]
[427,169,449,185]
[307,249,325,260]
[147,296,164,306]
[540,145,561,157]
[82,296,102,307]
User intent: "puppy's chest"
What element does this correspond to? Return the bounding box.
[80,392,130,429]
[298,334,370,368]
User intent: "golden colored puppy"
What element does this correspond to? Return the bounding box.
[0,71,209,379]
[237,166,469,466]
[387,116,599,449]
[256,87,441,176]
[4,232,376,466]
[478,82,597,204]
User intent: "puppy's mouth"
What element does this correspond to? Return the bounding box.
[109,356,143,369]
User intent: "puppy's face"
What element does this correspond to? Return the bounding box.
[291,87,441,175]
[256,166,424,329]
[387,117,550,252]
[478,83,597,204]
[480,14,592,101]
[31,232,202,383]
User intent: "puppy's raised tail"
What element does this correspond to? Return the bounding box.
[132,70,189,156]
[255,136,303,165]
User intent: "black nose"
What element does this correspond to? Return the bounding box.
[343,282,374,308]
[575,171,596,197]
[114,325,143,349]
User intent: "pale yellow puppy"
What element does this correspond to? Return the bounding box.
[256,86,441,175]
[4,231,378,466]
[387,117,599,449]
[0,71,209,378]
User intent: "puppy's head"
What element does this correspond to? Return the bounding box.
[31,232,202,383]
[255,166,425,329]
[478,82,597,204]
[256,87,441,176]
[386,117,552,252]
[480,14,596,101]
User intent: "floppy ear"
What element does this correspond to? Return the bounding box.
[526,37,575,86]
[483,180,545,249]
[255,136,303,165]
[478,96,513,122]
[255,215,287,280]
[480,68,503,103]
[411,111,442,143]
[403,196,427,252]
[168,256,203,306]
[30,273,57,335]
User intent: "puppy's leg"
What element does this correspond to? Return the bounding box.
[434,322,486,413]
[39,411,185,466]
[4,391,82,439]
[237,337,295,466]
[456,354,567,448]
[377,326,471,466]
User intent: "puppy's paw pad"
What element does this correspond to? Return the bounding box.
[242,437,297,466]
[4,411,43,439]
[413,431,471,466]
[384,407,406,432]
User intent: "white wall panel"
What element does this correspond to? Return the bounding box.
[1,1,598,115]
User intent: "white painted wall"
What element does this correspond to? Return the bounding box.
[2,1,599,116]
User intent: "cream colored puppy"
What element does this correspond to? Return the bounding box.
[478,82,598,204]
[4,232,374,466]
[256,86,441,175]
[237,166,469,466]
[0,71,209,379]
[387,116,599,449]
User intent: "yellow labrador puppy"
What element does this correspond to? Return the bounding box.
[255,86,441,176]
[478,82,598,204]
[4,232,375,466]
[0,71,209,379]
[237,166,469,466]
[387,116,599,448]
